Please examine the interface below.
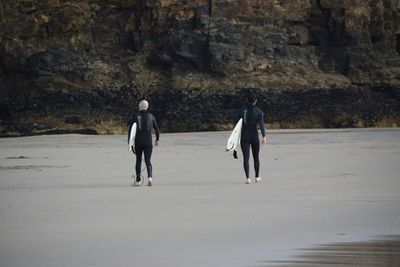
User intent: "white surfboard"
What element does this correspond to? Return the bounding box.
[128,122,137,152]
[226,118,242,152]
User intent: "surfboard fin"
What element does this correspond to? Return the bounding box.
[233,150,238,159]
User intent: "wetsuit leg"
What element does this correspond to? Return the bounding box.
[143,146,153,178]
[241,142,250,178]
[135,145,144,181]
[251,139,260,177]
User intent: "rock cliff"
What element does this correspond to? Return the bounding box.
[1,0,399,136]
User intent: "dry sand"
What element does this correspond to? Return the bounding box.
[0,129,399,267]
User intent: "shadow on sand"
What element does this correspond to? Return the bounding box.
[264,235,400,267]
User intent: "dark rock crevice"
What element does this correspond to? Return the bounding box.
[313,0,350,74]
[204,0,213,71]
[0,55,4,78]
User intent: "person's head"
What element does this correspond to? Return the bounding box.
[247,93,257,105]
[139,100,149,111]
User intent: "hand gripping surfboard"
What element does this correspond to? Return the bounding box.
[128,122,137,152]
[226,118,242,153]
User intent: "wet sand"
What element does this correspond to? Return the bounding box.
[0,129,400,267]
[268,235,400,266]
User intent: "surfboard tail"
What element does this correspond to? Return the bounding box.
[226,119,243,152]
[128,122,137,152]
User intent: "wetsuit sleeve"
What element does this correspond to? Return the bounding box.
[128,114,135,127]
[259,112,266,137]
[152,116,160,141]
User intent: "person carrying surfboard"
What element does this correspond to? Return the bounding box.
[238,93,266,184]
[128,100,160,187]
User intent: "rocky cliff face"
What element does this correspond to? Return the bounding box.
[0,0,399,136]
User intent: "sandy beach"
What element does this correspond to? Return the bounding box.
[0,129,400,267]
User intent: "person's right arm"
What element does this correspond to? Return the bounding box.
[152,115,160,146]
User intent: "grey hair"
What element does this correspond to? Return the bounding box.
[139,100,149,111]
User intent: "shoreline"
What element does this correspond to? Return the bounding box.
[1,126,399,139]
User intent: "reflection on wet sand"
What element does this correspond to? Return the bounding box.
[268,236,400,266]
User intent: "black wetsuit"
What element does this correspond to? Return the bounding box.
[128,111,160,181]
[238,105,266,178]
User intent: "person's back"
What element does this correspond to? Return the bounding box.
[240,105,265,143]
[134,110,158,147]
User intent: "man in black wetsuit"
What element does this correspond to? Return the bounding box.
[128,100,160,187]
[238,93,267,184]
